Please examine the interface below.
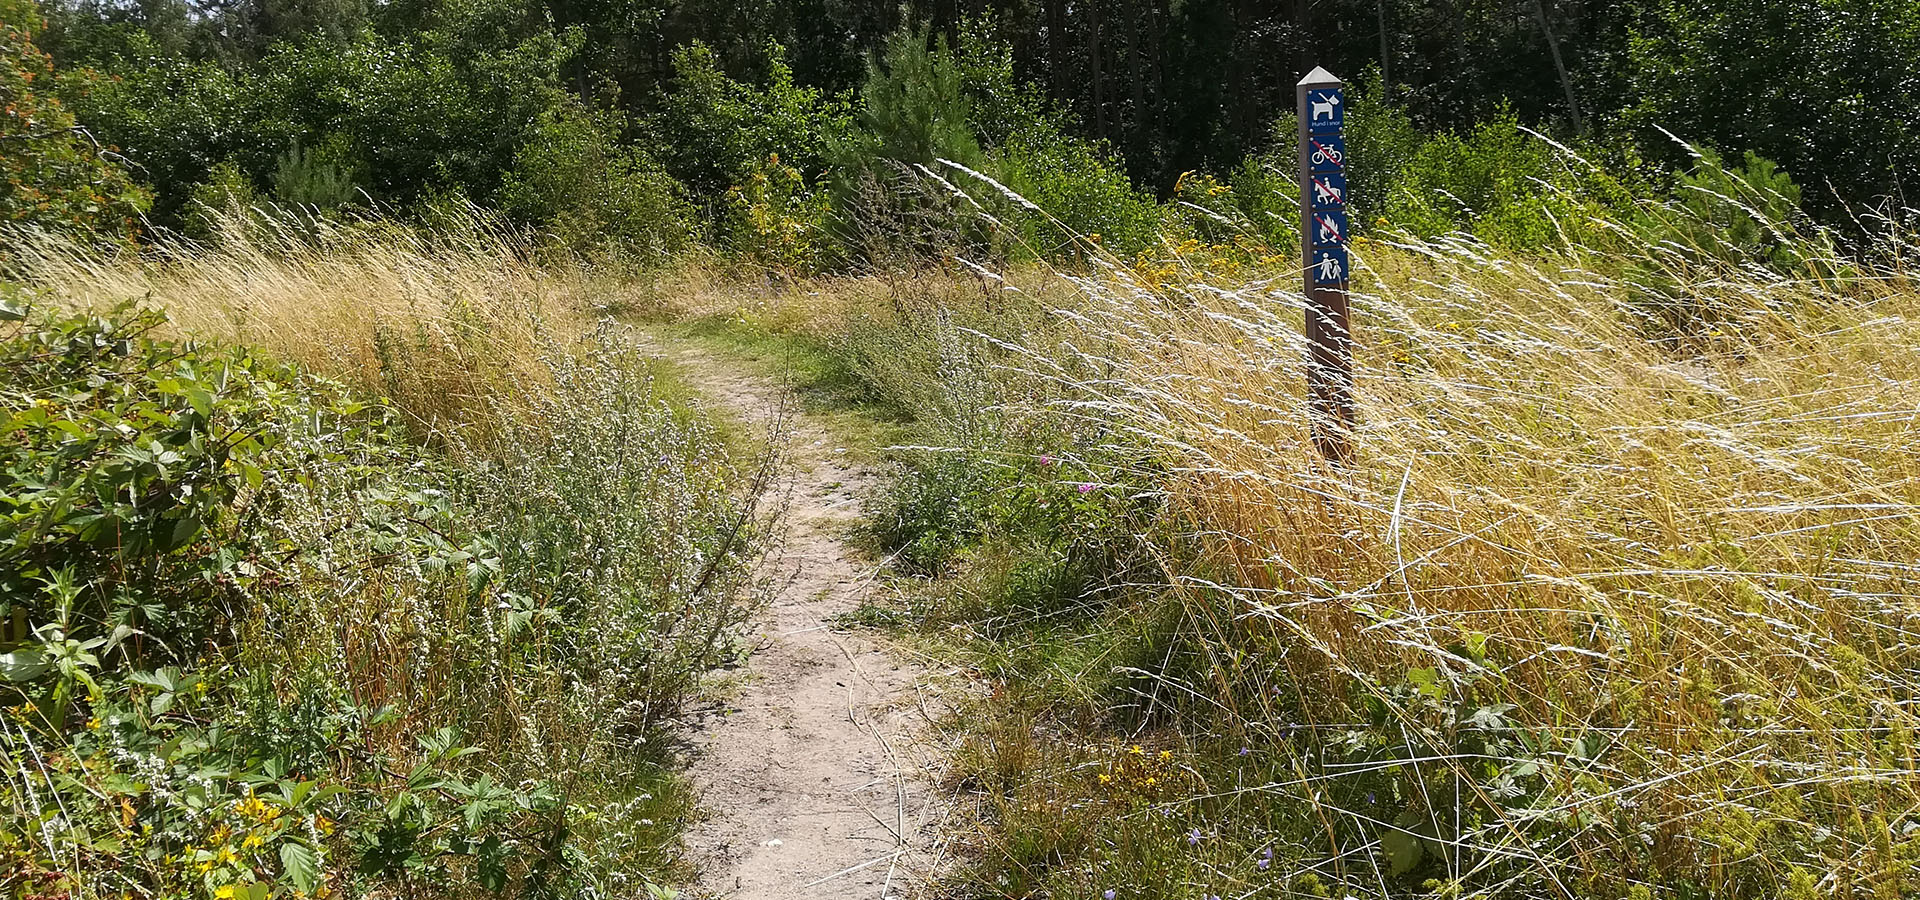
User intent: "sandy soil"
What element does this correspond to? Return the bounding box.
[661,342,946,900]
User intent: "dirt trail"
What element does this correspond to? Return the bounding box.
[660,342,944,900]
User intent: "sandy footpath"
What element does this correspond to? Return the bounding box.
[658,340,946,900]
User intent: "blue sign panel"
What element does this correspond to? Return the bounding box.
[1308,135,1346,173]
[1311,209,1348,247]
[1305,88,1344,133]
[1309,172,1347,210]
[1312,246,1350,284]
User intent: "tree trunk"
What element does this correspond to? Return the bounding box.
[1121,0,1146,158]
[1147,0,1169,177]
[1046,0,1069,101]
[1089,0,1107,142]
[1533,0,1585,134]
[1377,0,1390,95]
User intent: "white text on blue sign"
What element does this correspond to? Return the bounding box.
[1305,88,1344,133]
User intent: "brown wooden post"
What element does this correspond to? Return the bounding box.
[1298,66,1355,467]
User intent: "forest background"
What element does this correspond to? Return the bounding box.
[10,0,1920,261]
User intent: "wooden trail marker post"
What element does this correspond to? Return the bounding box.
[1297,66,1356,467]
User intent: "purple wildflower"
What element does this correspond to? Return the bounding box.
[1039,454,1054,466]
[1078,482,1096,493]
[1187,827,1204,845]
[1104,891,1117,900]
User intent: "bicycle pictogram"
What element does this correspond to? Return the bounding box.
[1310,137,1345,169]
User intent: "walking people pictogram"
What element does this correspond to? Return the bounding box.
[1314,248,1347,283]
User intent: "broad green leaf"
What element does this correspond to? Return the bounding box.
[0,649,50,682]
[1381,824,1423,876]
[476,835,507,891]
[280,842,319,894]
[1405,666,1444,700]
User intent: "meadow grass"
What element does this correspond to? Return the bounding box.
[694,195,1920,897]
[1026,230,1920,897]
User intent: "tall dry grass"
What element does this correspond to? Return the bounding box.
[4,206,649,446]
[998,220,1920,893]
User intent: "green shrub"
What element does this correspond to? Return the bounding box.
[58,24,580,228]
[721,152,840,272]
[500,100,692,261]
[1626,147,1850,338]
[984,119,1161,261]
[1640,147,1823,270]
[184,159,264,240]
[658,41,852,198]
[1240,87,1637,253]
[1224,151,1298,251]
[1372,108,1633,249]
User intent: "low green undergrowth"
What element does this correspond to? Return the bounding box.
[1,295,763,899]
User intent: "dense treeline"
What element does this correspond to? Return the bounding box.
[10,0,1920,258]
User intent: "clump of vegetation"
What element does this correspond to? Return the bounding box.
[0,216,766,898]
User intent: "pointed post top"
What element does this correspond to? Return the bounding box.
[1299,66,1341,87]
